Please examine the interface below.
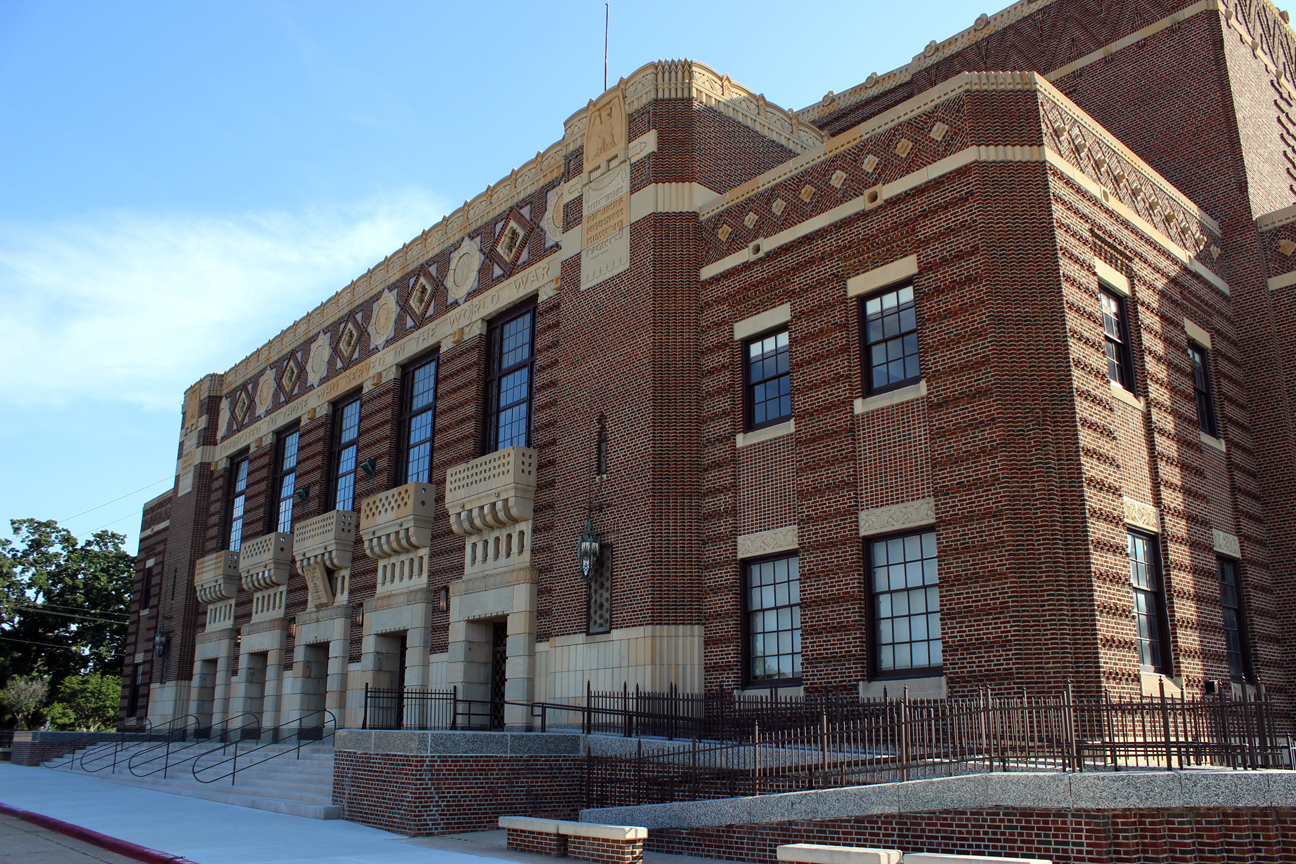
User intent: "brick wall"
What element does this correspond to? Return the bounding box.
[644,807,1296,864]
[332,750,582,835]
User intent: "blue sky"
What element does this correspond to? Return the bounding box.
[0,0,1230,555]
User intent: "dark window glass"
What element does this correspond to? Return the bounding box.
[485,305,535,451]
[331,396,362,512]
[1128,532,1170,673]
[595,421,608,476]
[1102,289,1134,390]
[401,356,438,484]
[587,544,612,635]
[226,455,249,552]
[1189,343,1218,437]
[745,554,801,683]
[140,566,153,611]
[870,531,941,676]
[745,330,792,430]
[861,283,921,395]
[273,427,300,534]
[1217,558,1251,680]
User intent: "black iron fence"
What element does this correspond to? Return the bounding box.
[584,685,1292,808]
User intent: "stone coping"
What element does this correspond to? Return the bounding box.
[499,816,646,841]
[903,856,1050,864]
[581,769,1296,828]
[335,729,582,756]
[778,843,901,864]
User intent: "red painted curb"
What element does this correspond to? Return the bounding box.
[0,801,200,864]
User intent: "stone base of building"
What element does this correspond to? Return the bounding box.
[332,729,583,835]
[639,807,1296,864]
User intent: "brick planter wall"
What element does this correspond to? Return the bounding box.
[507,828,568,857]
[645,807,1296,864]
[568,835,645,864]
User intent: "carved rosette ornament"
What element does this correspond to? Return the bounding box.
[255,371,275,417]
[368,288,398,350]
[446,237,482,303]
[542,188,565,246]
[307,332,331,387]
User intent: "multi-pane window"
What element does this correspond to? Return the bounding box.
[1128,532,1170,673]
[331,396,362,512]
[272,427,300,534]
[226,454,249,552]
[861,283,921,395]
[587,545,612,635]
[745,554,801,684]
[401,355,438,484]
[745,330,791,430]
[485,304,535,451]
[870,531,941,676]
[1102,289,1135,390]
[1217,558,1251,681]
[1188,343,1218,437]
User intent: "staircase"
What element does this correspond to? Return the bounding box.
[44,739,340,819]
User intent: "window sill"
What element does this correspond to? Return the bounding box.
[1109,381,1145,411]
[736,683,803,698]
[140,608,150,617]
[855,379,926,415]
[736,417,795,448]
[861,674,946,700]
[1200,430,1226,453]
[1140,671,1182,698]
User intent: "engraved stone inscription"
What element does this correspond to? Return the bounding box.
[581,162,631,289]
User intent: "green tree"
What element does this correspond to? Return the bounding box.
[0,675,49,730]
[0,519,133,706]
[46,673,121,731]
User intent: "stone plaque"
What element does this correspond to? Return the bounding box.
[581,162,630,289]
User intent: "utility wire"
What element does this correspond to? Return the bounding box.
[10,606,128,626]
[57,476,173,525]
[12,601,127,621]
[0,635,93,652]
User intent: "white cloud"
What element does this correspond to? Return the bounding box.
[0,190,446,411]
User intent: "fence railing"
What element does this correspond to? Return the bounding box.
[583,684,1292,808]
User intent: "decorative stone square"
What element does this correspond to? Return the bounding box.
[799,184,815,202]
[895,138,913,157]
[233,390,250,424]
[717,224,732,241]
[830,170,847,188]
[280,359,300,395]
[1279,238,1296,256]
[771,198,786,215]
[862,154,879,173]
[744,212,758,228]
[337,321,359,359]
[929,122,948,141]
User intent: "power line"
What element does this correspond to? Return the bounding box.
[14,601,127,621]
[11,606,128,626]
[0,635,93,653]
[57,476,173,525]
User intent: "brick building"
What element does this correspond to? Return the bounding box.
[122,0,1296,734]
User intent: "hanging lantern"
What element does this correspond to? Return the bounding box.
[152,626,169,658]
[577,514,601,583]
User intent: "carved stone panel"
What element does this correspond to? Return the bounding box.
[368,288,398,350]
[1122,497,1161,534]
[447,236,481,302]
[736,525,798,559]
[581,162,631,290]
[858,498,936,537]
[1212,529,1241,559]
[584,88,626,176]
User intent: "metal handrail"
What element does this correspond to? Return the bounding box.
[79,721,156,774]
[192,709,337,786]
[126,714,202,778]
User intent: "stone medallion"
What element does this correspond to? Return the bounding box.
[447,236,482,302]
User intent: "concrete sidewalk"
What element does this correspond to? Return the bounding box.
[0,764,734,864]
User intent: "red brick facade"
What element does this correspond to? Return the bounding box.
[125,0,1294,736]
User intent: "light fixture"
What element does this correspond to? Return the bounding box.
[352,604,364,628]
[359,457,377,478]
[437,586,449,613]
[295,483,310,503]
[152,626,169,658]
[289,622,297,639]
[577,514,601,583]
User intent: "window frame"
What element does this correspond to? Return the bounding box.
[1188,342,1218,438]
[743,327,793,432]
[741,551,802,688]
[329,393,363,513]
[1216,556,1253,682]
[858,281,922,397]
[866,528,943,681]
[1101,287,1136,392]
[224,451,250,553]
[399,352,440,485]
[1127,530,1173,675]
[270,423,301,534]
[484,300,537,453]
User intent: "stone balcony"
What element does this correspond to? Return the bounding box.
[293,510,357,609]
[359,482,436,559]
[239,532,293,593]
[194,551,239,605]
[444,446,536,537]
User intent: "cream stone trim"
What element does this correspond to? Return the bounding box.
[846,255,919,299]
[1141,672,1183,698]
[1257,202,1296,231]
[1110,381,1146,412]
[1267,271,1296,291]
[733,304,791,341]
[854,380,927,415]
[736,418,795,449]
[858,498,936,537]
[736,525,798,559]
[1200,430,1227,453]
[1123,496,1160,534]
[1213,529,1241,559]
[1095,258,1131,297]
[139,520,170,541]
[860,675,946,700]
[629,182,721,221]
[1184,318,1212,349]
